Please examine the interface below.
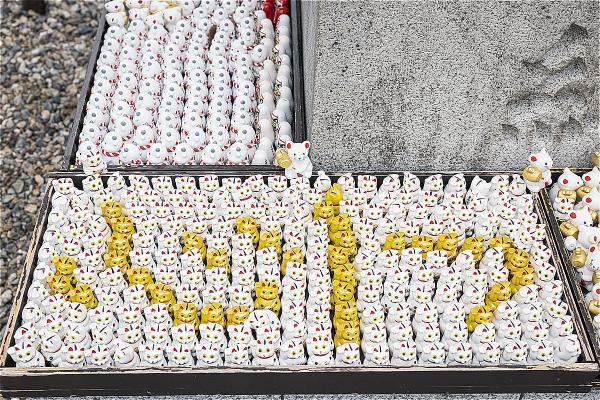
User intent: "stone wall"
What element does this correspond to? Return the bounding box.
[300,0,318,139]
[301,0,599,171]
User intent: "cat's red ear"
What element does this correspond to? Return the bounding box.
[304,141,310,150]
[286,142,292,150]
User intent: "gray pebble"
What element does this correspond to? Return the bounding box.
[0,289,13,305]
[0,0,99,334]
[11,179,24,193]
[7,272,18,286]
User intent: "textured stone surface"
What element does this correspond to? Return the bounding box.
[300,0,319,138]
[307,0,599,171]
[33,396,280,400]
[522,394,600,400]
[30,392,600,400]
[284,395,521,400]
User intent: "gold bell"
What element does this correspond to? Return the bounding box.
[522,166,542,182]
[589,208,599,223]
[275,148,292,168]
[571,247,587,269]
[557,189,577,201]
[577,185,592,201]
[589,300,600,315]
[559,221,579,238]
[593,270,600,285]
[592,151,600,167]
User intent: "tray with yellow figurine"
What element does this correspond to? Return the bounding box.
[0,170,597,396]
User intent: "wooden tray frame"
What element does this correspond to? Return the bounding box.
[1,170,598,396]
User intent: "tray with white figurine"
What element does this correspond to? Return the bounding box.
[0,170,598,396]
[62,0,307,172]
[537,160,600,362]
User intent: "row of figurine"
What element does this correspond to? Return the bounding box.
[50,172,542,243]
[7,314,582,368]
[542,153,600,342]
[105,0,290,29]
[78,0,293,169]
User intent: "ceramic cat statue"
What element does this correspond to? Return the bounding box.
[522,149,553,193]
[275,141,313,179]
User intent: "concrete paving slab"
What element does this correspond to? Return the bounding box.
[304,1,599,171]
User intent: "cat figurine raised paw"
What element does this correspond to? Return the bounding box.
[278,141,313,179]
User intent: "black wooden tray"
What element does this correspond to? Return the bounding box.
[61,0,307,173]
[1,171,598,396]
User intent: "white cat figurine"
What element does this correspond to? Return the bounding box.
[283,141,312,179]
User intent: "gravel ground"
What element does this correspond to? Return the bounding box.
[0,0,100,338]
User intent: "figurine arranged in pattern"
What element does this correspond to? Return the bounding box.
[78,0,295,167]
[8,167,583,368]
